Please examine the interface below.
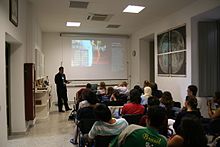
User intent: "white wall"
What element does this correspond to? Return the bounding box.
[130,0,220,104]
[42,33,63,104]
[0,0,42,146]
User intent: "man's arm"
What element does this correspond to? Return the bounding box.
[63,74,70,84]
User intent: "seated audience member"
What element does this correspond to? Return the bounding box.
[160,91,180,119]
[121,89,145,115]
[114,81,129,95]
[97,81,106,95]
[88,104,128,140]
[110,89,120,102]
[134,85,144,95]
[151,82,162,99]
[173,97,201,134]
[207,91,220,119]
[78,89,98,109]
[110,106,167,147]
[139,96,160,126]
[148,96,160,106]
[101,86,114,102]
[187,84,198,98]
[143,80,151,89]
[168,116,207,147]
[70,90,97,144]
[141,86,152,105]
[75,83,92,109]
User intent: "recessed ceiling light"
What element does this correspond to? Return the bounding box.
[123,5,145,13]
[66,22,81,27]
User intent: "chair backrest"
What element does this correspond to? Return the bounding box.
[106,101,124,106]
[122,114,143,125]
[95,135,117,147]
[78,119,97,134]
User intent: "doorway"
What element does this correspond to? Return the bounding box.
[139,34,155,84]
[5,42,11,136]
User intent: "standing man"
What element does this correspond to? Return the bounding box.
[55,67,72,112]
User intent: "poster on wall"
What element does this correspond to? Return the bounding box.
[157,25,186,76]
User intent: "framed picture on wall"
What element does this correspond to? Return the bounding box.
[9,0,18,27]
[157,25,186,76]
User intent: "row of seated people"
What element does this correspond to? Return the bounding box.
[70,86,220,147]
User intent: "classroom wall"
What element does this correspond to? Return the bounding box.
[130,0,220,104]
[0,0,42,146]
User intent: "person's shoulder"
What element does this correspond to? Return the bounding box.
[116,117,127,123]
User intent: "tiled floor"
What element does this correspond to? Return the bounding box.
[7,109,77,147]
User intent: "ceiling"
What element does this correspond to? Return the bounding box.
[30,0,197,35]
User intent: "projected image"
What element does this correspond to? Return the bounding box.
[71,40,109,67]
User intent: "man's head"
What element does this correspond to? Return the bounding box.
[59,66,64,74]
[94,104,111,122]
[185,97,198,110]
[81,89,97,105]
[146,106,167,130]
[187,85,198,97]
[130,89,141,104]
[86,83,92,89]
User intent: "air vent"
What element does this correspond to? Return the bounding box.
[87,13,112,21]
[106,24,120,28]
[69,1,89,9]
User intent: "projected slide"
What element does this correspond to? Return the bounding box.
[62,36,127,80]
[71,40,110,67]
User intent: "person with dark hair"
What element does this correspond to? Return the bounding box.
[88,104,128,140]
[78,89,98,109]
[134,85,144,94]
[160,91,177,119]
[207,91,220,119]
[110,106,167,147]
[121,89,145,115]
[70,90,98,144]
[143,80,151,88]
[148,96,160,106]
[187,85,198,97]
[97,81,106,95]
[151,82,163,99]
[168,116,207,147]
[54,66,71,112]
[101,86,115,102]
[173,97,201,134]
[74,83,93,111]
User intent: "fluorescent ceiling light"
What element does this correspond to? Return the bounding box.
[123,5,145,13]
[66,22,81,27]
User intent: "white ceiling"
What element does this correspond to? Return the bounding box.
[30,0,197,35]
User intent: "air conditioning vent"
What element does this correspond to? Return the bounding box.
[87,13,112,21]
[106,24,121,28]
[69,1,89,9]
